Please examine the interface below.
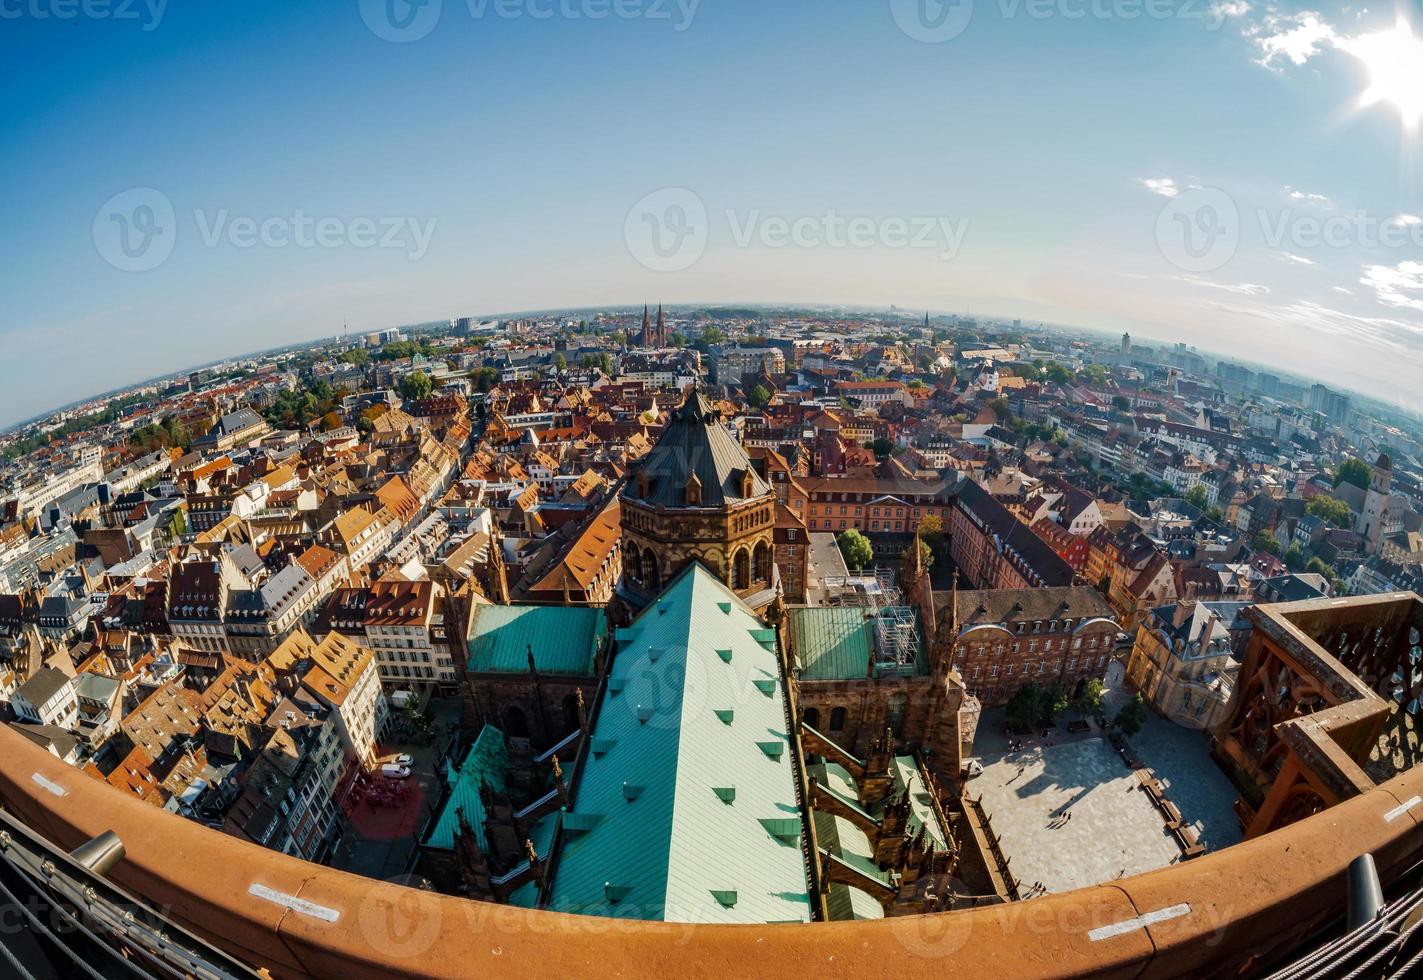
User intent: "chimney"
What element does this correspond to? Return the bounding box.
[1172,600,1196,630]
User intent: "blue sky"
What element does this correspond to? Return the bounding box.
[2,0,1422,426]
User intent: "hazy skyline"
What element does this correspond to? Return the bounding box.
[4,1,1423,426]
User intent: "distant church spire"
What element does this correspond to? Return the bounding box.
[656,304,666,347]
[641,304,652,348]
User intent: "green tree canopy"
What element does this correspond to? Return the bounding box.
[836,528,873,571]
[399,371,433,402]
[1115,694,1146,736]
[1185,484,1209,509]
[1307,494,1353,526]
[1334,457,1372,491]
[1073,678,1106,718]
[917,513,944,548]
[1253,531,1282,556]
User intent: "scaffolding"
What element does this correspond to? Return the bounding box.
[870,567,919,675]
[818,567,922,673]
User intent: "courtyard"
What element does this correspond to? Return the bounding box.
[329,697,462,883]
[969,683,1243,895]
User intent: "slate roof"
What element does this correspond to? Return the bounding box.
[17,666,72,708]
[467,605,606,677]
[944,586,1116,629]
[623,389,770,508]
[547,563,811,923]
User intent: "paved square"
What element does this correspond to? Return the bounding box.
[971,734,1182,894]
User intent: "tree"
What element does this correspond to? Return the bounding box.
[917,513,944,549]
[471,367,500,392]
[552,353,567,373]
[1334,457,1372,492]
[1111,395,1132,412]
[1005,684,1048,734]
[1185,484,1209,510]
[836,529,873,571]
[581,352,612,374]
[1046,681,1070,720]
[986,397,1012,422]
[1073,678,1106,718]
[1307,495,1352,526]
[1253,531,1282,556]
[902,538,934,573]
[1115,694,1146,736]
[748,384,771,409]
[399,371,432,401]
[1283,542,1305,572]
[869,437,894,459]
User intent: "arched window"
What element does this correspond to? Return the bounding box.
[644,548,660,591]
[733,549,751,590]
[885,693,908,739]
[503,705,529,739]
[625,548,643,584]
[829,706,847,731]
[753,541,772,583]
[803,707,820,728]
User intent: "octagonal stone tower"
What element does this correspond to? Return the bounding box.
[620,388,777,610]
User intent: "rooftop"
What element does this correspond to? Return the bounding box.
[467,604,606,677]
[548,563,810,923]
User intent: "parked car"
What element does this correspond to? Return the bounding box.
[393,753,414,767]
[380,764,411,779]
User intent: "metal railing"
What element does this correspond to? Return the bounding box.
[0,808,261,980]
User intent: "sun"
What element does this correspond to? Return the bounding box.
[1339,18,1423,129]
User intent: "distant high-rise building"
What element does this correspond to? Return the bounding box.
[1309,383,1351,423]
[1121,332,1132,353]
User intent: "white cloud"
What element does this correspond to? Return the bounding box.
[1284,186,1333,207]
[1332,285,1353,294]
[1361,260,1423,312]
[1137,177,1179,198]
[1211,0,1251,18]
[1251,11,1340,70]
[1175,274,1270,295]
[1279,252,1316,265]
[1391,214,1423,226]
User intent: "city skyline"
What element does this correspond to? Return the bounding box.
[5,1,1423,422]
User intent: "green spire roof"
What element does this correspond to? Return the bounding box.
[548,563,810,923]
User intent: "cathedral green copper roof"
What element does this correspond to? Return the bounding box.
[467,604,606,677]
[547,563,811,923]
[789,607,876,680]
[426,724,509,851]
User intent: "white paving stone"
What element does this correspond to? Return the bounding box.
[971,736,1183,895]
